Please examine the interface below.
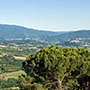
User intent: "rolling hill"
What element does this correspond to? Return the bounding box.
[0,24,90,42]
[0,24,63,40]
[47,30,90,42]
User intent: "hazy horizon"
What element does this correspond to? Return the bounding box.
[1,23,90,32]
[0,0,90,31]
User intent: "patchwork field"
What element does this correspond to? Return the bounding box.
[0,40,49,90]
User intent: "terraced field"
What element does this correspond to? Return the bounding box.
[2,70,26,80]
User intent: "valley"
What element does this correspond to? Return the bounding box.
[0,39,50,90]
[0,24,90,89]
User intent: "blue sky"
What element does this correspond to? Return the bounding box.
[0,0,90,31]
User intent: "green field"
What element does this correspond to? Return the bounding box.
[2,70,26,80]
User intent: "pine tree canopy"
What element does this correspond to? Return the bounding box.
[18,45,90,90]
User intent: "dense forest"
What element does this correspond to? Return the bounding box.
[18,45,90,90]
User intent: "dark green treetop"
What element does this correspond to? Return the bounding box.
[18,45,90,90]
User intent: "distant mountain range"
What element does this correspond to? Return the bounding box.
[0,24,90,42]
[0,24,64,40]
[47,30,90,42]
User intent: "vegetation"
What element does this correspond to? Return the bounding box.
[0,24,61,40]
[0,40,50,56]
[0,30,90,90]
[56,41,82,47]
[1,24,90,42]
[0,71,25,90]
[0,78,17,90]
[55,38,90,49]
[0,55,23,73]
[2,70,25,79]
[18,45,90,90]
[0,39,50,89]
[48,30,90,42]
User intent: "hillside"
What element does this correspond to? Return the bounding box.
[0,24,90,42]
[47,30,90,42]
[0,24,63,40]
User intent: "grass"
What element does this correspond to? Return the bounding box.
[2,70,26,80]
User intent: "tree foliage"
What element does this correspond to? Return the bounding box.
[18,45,90,90]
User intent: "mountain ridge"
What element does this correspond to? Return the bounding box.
[47,30,90,42]
[0,24,64,40]
[0,24,90,42]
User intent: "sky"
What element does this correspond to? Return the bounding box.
[0,0,90,31]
